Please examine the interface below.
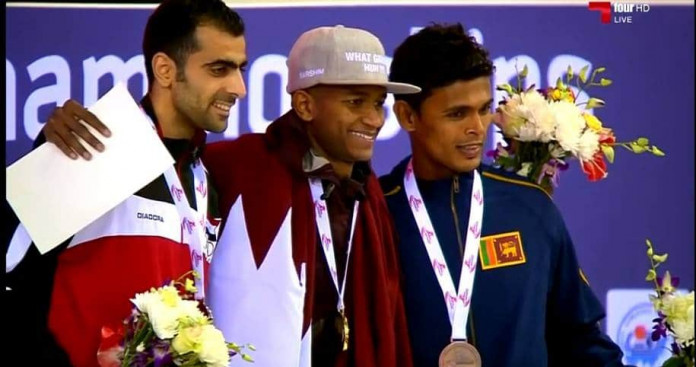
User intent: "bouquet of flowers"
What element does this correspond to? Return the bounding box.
[489,64,664,194]
[645,239,694,367]
[97,272,254,367]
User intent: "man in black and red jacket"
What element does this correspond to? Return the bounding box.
[4,1,247,365]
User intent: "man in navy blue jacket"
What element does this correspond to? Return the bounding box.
[379,23,630,367]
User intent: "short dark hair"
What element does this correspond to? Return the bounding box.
[142,0,245,84]
[390,23,494,111]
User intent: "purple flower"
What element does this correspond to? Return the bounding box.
[131,351,150,367]
[657,275,680,289]
[153,339,173,367]
[670,341,682,355]
[487,142,511,161]
[651,315,668,341]
[536,159,569,187]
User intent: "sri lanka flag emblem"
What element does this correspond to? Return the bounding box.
[479,231,526,270]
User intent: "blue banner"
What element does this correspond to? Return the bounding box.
[5,4,694,363]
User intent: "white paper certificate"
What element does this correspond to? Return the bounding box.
[6,83,174,254]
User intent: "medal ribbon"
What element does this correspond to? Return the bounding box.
[403,159,483,341]
[308,177,358,350]
[143,111,208,300]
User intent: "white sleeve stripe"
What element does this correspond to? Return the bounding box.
[6,224,32,273]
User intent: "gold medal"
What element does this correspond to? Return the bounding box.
[339,308,349,351]
[438,341,481,367]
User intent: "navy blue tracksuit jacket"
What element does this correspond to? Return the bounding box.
[380,157,627,367]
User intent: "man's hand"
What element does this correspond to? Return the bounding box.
[44,99,112,160]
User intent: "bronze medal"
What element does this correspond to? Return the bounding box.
[438,341,481,367]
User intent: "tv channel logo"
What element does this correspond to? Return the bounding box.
[589,2,651,24]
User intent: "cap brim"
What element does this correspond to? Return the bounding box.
[314,79,421,94]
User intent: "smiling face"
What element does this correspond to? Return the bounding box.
[303,84,387,168]
[171,24,248,134]
[399,77,493,180]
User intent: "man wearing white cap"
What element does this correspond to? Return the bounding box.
[203,25,420,367]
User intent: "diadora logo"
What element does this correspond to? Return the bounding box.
[137,212,164,222]
[589,2,651,24]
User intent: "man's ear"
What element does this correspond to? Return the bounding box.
[152,52,177,88]
[291,90,315,122]
[393,100,418,132]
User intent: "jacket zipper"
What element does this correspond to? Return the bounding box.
[451,175,464,256]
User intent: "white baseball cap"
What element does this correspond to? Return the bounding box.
[286,25,421,94]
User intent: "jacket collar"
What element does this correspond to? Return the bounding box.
[140,95,207,165]
[266,110,370,199]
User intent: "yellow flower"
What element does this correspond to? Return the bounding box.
[172,325,204,355]
[671,302,695,346]
[177,300,209,327]
[185,278,197,294]
[149,302,181,339]
[158,285,181,307]
[661,291,694,322]
[583,113,603,132]
[197,325,231,367]
[172,324,231,367]
[551,89,562,101]
[660,271,676,294]
[661,291,695,345]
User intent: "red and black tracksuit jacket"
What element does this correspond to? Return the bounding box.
[3,97,219,367]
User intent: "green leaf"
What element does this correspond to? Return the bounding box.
[646,239,653,247]
[646,269,657,281]
[579,65,590,84]
[651,146,666,157]
[662,356,686,367]
[520,65,529,79]
[636,137,650,146]
[600,78,613,86]
[601,145,615,163]
[647,247,654,256]
[496,83,515,96]
[586,98,606,109]
[595,66,606,74]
